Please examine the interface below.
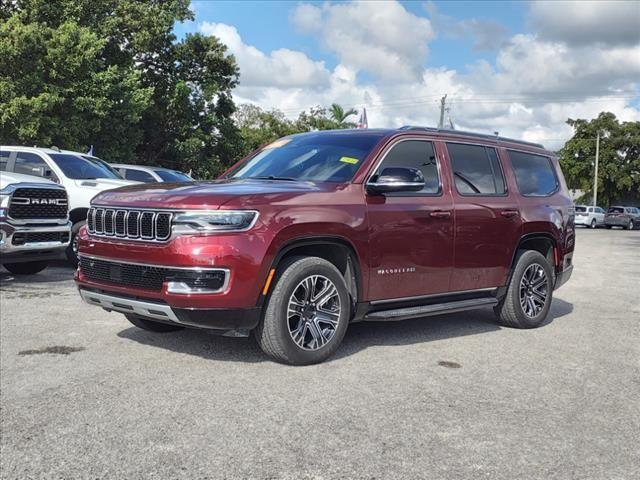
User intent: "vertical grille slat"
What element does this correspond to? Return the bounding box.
[87,207,172,242]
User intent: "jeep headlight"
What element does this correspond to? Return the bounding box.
[172,210,259,233]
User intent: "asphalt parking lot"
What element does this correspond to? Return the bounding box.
[1,229,639,480]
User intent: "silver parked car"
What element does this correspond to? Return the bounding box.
[574,205,606,228]
[604,206,640,230]
[111,164,193,183]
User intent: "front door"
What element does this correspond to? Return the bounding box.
[443,142,523,291]
[366,138,455,302]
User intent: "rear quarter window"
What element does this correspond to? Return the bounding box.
[507,150,558,197]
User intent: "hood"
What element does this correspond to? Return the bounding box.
[1,171,59,190]
[73,178,139,191]
[91,178,338,210]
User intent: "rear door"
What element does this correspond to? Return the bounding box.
[366,137,455,301]
[444,142,523,291]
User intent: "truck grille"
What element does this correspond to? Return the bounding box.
[87,207,172,242]
[8,188,68,219]
[12,231,70,246]
[80,257,173,291]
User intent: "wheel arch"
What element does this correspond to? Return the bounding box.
[264,236,362,308]
[498,232,558,299]
[69,207,89,225]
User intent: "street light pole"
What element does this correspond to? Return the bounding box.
[593,131,600,207]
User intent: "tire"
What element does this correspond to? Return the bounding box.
[628,220,635,230]
[590,218,596,229]
[605,225,612,229]
[495,250,554,329]
[2,261,49,275]
[65,221,84,267]
[125,314,184,333]
[255,256,351,365]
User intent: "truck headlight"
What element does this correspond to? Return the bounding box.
[172,210,259,233]
[0,194,10,208]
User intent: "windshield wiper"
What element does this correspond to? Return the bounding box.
[250,175,298,181]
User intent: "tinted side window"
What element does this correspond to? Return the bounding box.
[125,169,156,182]
[447,143,506,195]
[374,140,440,194]
[508,150,558,196]
[14,152,57,181]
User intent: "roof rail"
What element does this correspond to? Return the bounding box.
[397,125,544,149]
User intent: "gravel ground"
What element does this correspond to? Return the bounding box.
[1,229,639,479]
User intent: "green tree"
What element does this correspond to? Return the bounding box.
[0,0,240,177]
[328,103,357,126]
[558,112,640,206]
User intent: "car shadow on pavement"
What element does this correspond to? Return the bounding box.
[0,260,75,286]
[116,298,573,364]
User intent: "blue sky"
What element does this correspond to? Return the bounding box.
[174,1,640,147]
[176,1,527,72]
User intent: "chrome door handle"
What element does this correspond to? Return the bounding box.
[429,210,451,219]
[500,209,520,218]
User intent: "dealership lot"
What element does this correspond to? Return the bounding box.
[1,229,638,479]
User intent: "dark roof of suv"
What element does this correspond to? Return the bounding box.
[288,127,546,150]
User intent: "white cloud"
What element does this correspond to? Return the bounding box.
[530,0,640,46]
[199,1,639,150]
[199,22,330,88]
[291,1,434,82]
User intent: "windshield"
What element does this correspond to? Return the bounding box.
[155,169,192,182]
[575,206,587,213]
[80,155,123,178]
[50,153,122,180]
[607,207,624,213]
[227,131,386,183]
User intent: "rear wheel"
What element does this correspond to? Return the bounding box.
[255,256,350,365]
[2,261,49,275]
[495,250,553,329]
[125,314,184,332]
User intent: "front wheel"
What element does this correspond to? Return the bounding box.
[3,261,49,275]
[255,256,351,365]
[590,218,597,229]
[628,220,635,230]
[495,250,553,329]
[65,221,84,267]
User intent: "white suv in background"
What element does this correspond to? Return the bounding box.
[574,205,606,228]
[0,147,137,264]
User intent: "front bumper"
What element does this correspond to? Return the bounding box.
[0,221,71,263]
[554,265,573,290]
[79,287,260,333]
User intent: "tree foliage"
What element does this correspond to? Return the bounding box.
[0,0,240,177]
[234,104,358,159]
[558,112,640,206]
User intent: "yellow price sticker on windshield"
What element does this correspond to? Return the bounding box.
[339,156,359,164]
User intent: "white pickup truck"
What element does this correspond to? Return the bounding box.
[0,147,137,264]
[0,171,71,274]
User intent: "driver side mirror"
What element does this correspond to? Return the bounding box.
[366,167,425,195]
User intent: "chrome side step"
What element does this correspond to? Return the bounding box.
[364,297,497,321]
[79,289,179,323]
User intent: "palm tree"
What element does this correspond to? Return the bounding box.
[329,103,358,124]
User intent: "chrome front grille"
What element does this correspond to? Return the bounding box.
[87,207,173,242]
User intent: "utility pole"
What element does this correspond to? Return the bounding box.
[593,131,600,207]
[438,94,447,129]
